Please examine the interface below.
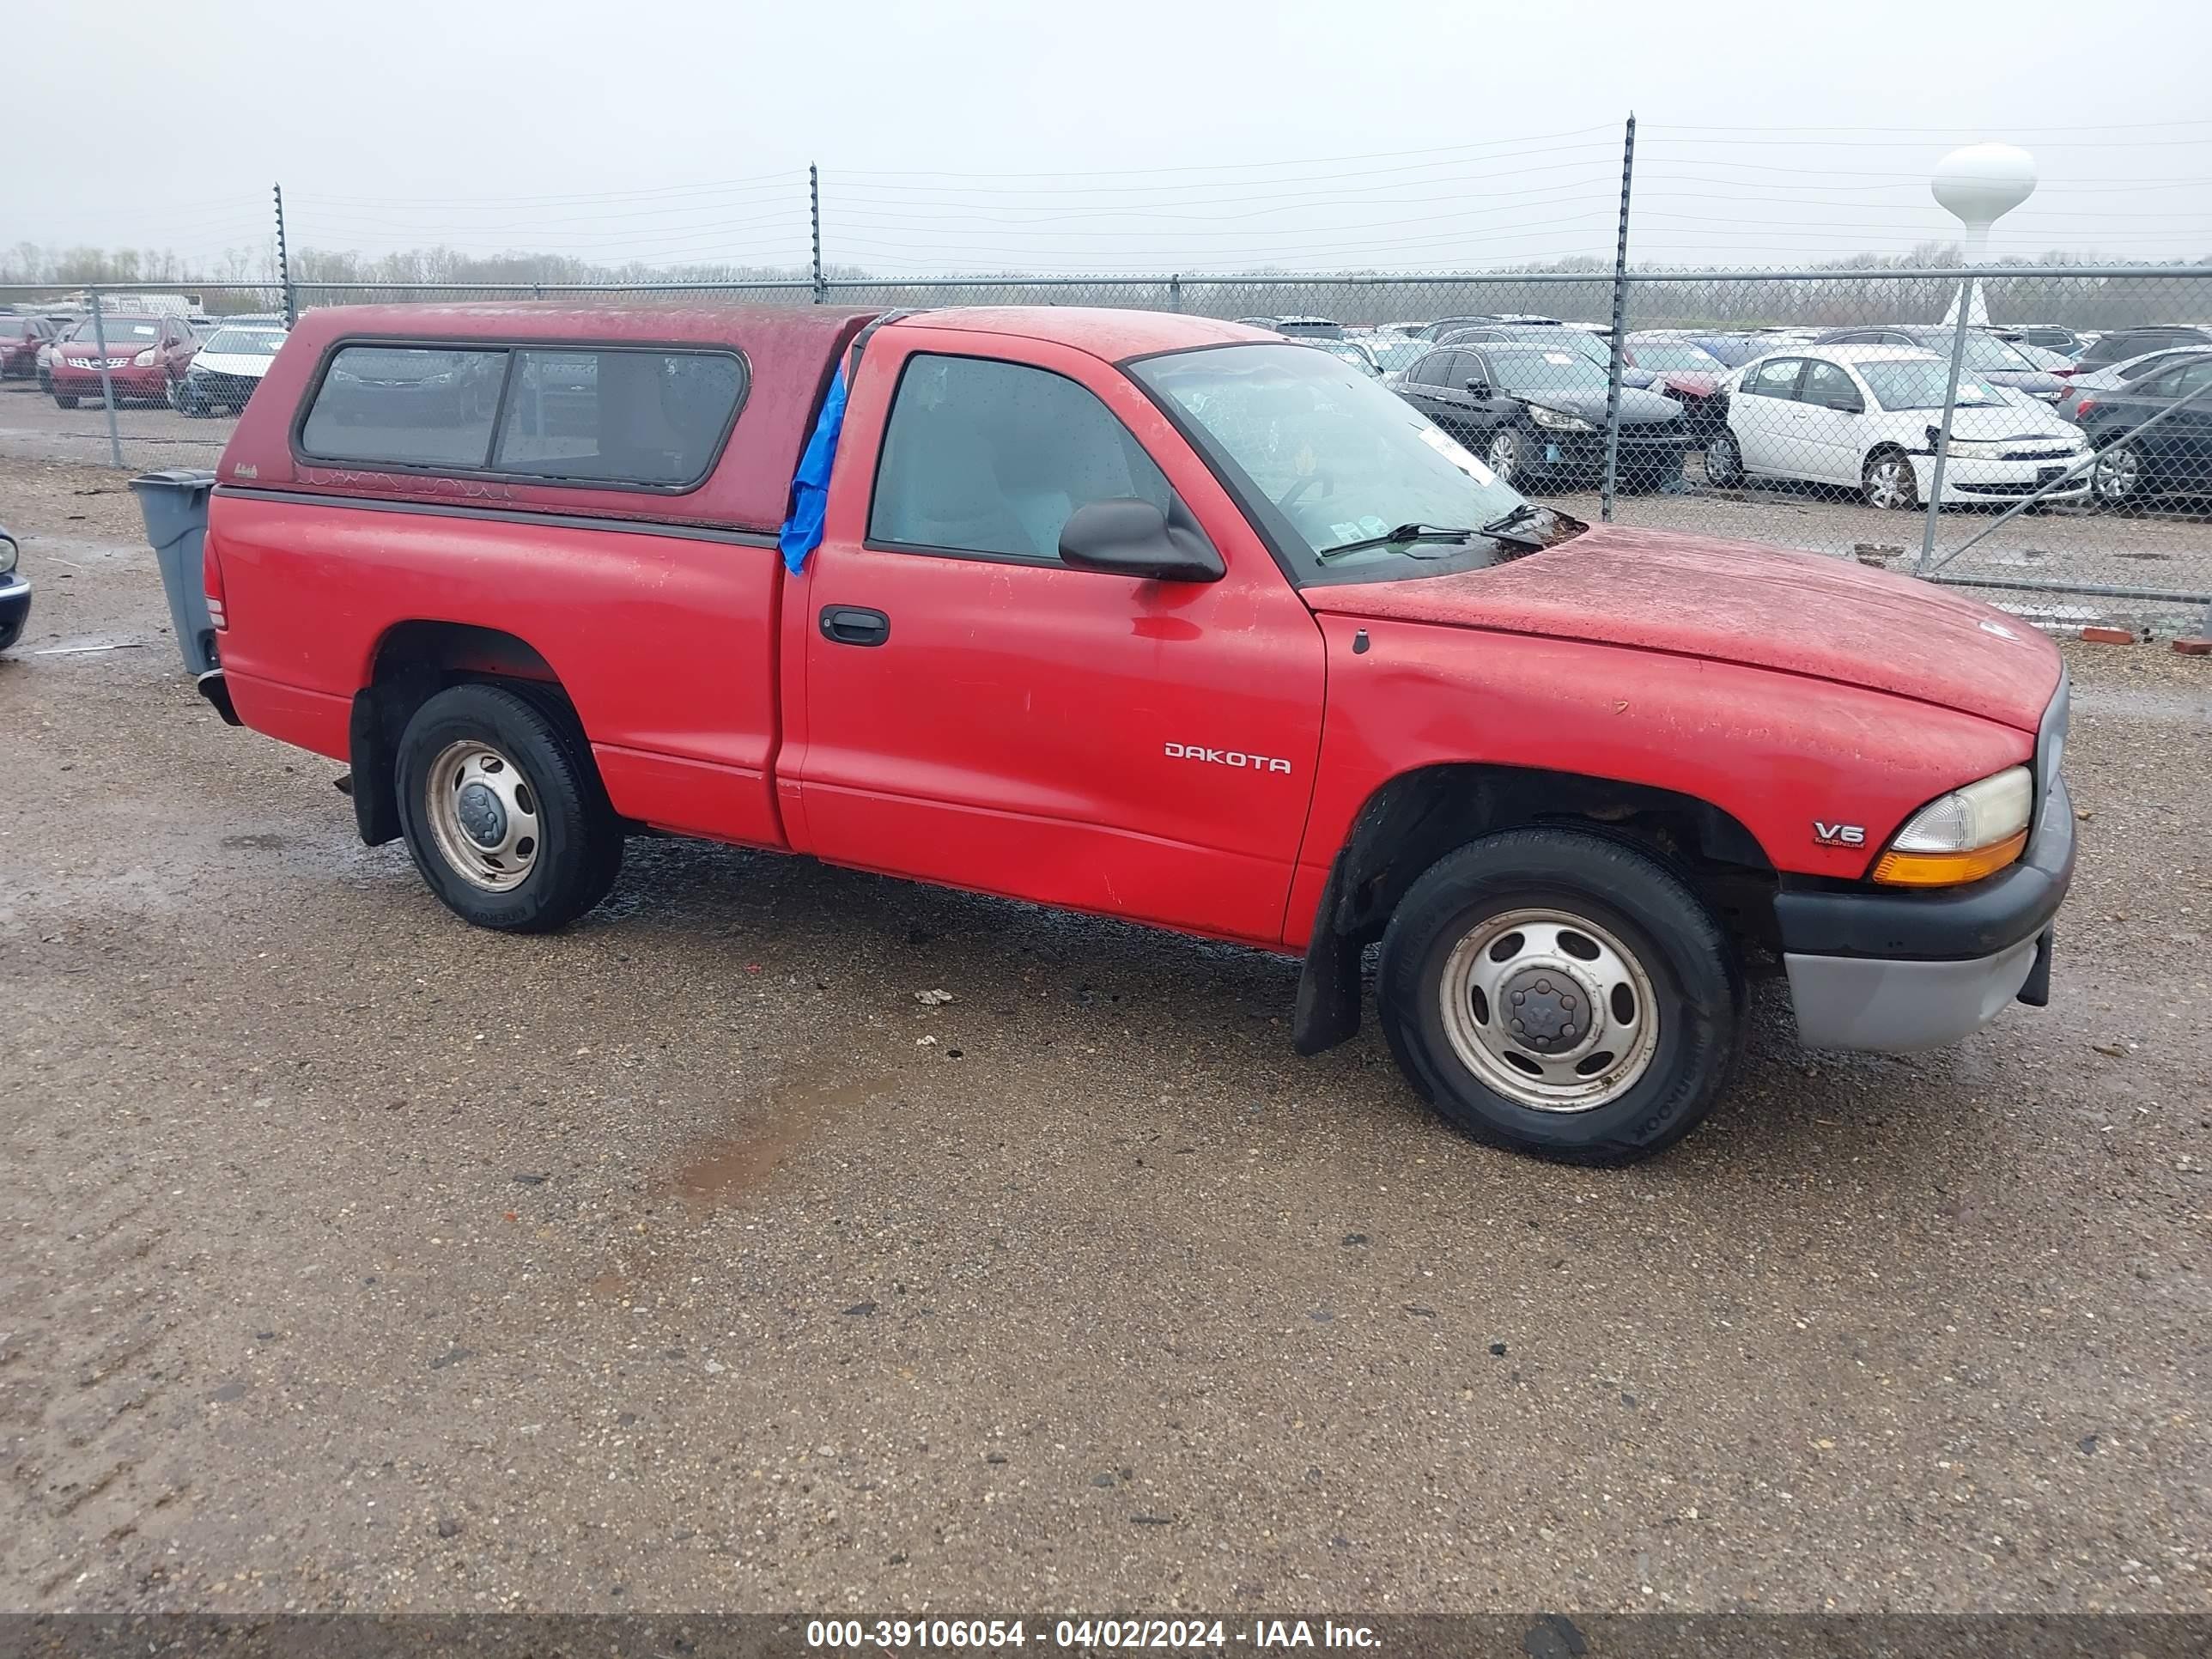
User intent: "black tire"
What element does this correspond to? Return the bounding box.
[1485,425,1530,485]
[1376,828,1741,1163]
[2091,438,2142,507]
[394,682,623,933]
[1703,428,1744,487]
[1862,446,1918,511]
[54,393,77,410]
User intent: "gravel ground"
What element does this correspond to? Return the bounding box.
[1,455,2208,1617]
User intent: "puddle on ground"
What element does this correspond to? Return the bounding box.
[657,1074,886,1210]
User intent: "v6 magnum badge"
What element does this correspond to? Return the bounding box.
[1812,820,1866,848]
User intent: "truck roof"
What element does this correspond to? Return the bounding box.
[220,301,880,532]
[216,303,1273,532]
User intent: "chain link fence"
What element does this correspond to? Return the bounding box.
[3,268,2208,629]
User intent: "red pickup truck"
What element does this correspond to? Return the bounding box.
[198,303,2073,1161]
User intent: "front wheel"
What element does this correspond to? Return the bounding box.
[1377,829,1740,1162]
[1863,447,1919,510]
[1703,429,1744,487]
[1485,426,1529,485]
[394,683,623,933]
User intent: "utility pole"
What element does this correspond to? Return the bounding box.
[274,183,295,326]
[809,164,826,304]
[1599,113,1636,524]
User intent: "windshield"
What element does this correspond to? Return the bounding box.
[78,318,161,340]
[1130,343,1553,582]
[1487,347,1612,396]
[1858,360,2004,411]
[1629,341,1723,372]
[1370,340,1427,372]
[206,327,284,356]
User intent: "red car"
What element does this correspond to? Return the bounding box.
[194,303,2073,1162]
[1624,333,1731,434]
[50,313,198,408]
[0,313,61,379]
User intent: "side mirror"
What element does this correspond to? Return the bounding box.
[1058,498,1224,583]
[1463,377,1491,397]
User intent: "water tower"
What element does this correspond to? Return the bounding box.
[1932,143,2036,326]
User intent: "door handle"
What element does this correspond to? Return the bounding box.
[818,605,890,647]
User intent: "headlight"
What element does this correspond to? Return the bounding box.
[132,347,157,367]
[1871,765,2033,886]
[1528,405,1595,432]
[0,536,15,576]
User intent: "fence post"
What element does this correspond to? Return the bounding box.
[1917,273,1978,571]
[88,287,124,471]
[809,164,826,305]
[1168,273,1182,313]
[1600,113,1636,523]
[274,183,296,327]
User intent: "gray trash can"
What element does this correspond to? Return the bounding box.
[130,469,219,676]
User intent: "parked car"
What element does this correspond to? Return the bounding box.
[0,314,61,380]
[2062,325,2212,377]
[1300,337,1381,377]
[49,313,199,409]
[0,524,27,653]
[1622,334,1729,434]
[1234,316,1345,339]
[196,303,2072,1164]
[1812,327,2065,403]
[1415,315,1505,341]
[1991,325,2083,355]
[1437,325,1656,389]
[2055,345,2212,421]
[1367,336,1432,382]
[171,322,287,415]
[1676,332,1781,370]
[2068,352,2212,507]
[1707,345,2088,510]
[1394,340,1687,488]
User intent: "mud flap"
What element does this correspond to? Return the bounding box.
[2016,928,2053,1007]
[1292,859,1363,1057]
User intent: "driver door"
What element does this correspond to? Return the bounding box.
[1795,359,1869,486]
[1733,356,1807,477]
[787,330,1328,945]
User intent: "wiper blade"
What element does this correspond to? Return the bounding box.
[1479,503,1545,536]
[1316,522,1478,560]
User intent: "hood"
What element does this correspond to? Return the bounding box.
[1519,386,1681,426]
[192,350,274,379]
[1653,369,1722,397]
[1937,401,2078,441]
[1979,368,2063,398]
[1304,524,2059,731]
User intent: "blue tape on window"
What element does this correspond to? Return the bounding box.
[778,365,848,574]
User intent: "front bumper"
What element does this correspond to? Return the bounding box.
[52,362,167,398]
[1776,678,2074,1053]
[1911,449,2091,503]
[1531,428,1690,480]
[183,370,263,406]
[0,572,31,652]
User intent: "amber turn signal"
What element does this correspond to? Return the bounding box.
[1871,828,2029,887]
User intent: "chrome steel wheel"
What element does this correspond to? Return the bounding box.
[1863,453,1917,510]
[1704,431,1741,486]
[423,739,541,891]
[1486,428,1523,483]
[1436,907,1662,1113]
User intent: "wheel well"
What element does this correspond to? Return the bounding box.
[348,622,568,848]
[1293,763,1778,1057]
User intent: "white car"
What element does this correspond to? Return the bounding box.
[1705,344,2090,510]
[171,322,289,416]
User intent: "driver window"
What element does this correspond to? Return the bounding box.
[869,354,1177,564]
[1746,358,1805,399]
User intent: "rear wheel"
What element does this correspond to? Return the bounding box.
[1377,828,1740,1162]
[2091,439,2142,507]
[1863,447,1918,510]
[394,683,623,933]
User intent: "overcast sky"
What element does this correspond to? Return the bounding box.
[13,0,2212,276]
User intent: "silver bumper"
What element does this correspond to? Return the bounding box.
[1784,936,2040,1053]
